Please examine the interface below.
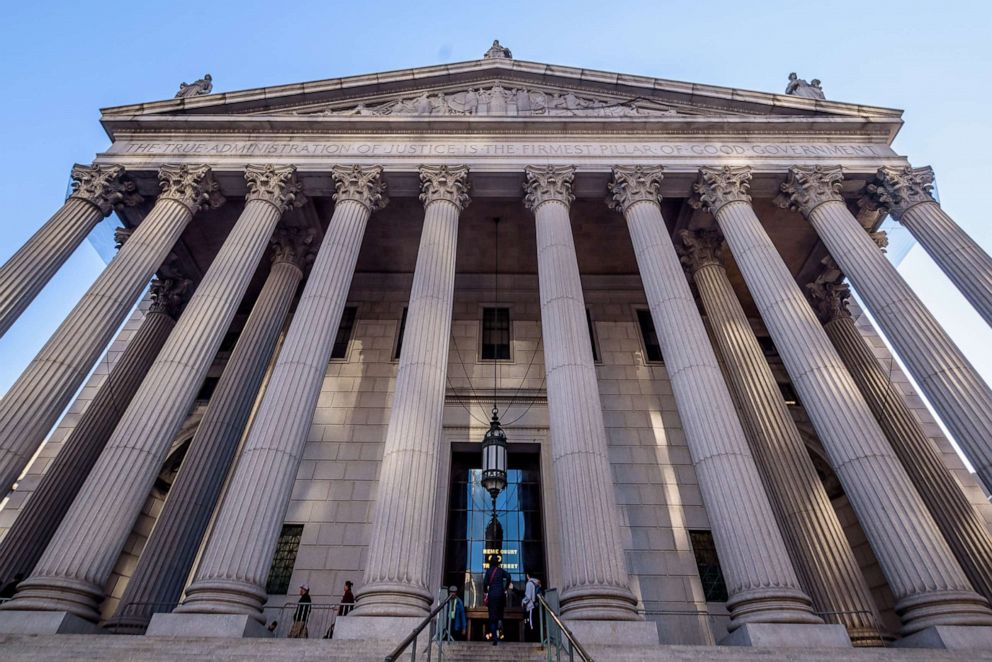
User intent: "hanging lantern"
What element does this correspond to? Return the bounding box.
[480,408,508,500]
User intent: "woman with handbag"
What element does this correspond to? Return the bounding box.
[482,556,512,646]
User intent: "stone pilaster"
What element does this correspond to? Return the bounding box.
[0,164,143,337]
[1,165,301,622]
[863,165,992,328]
[0,164,223,496]
[524,165,638,620]
[809,276,992,604]
[106,224,314,631]
[355,165,470,616]
[694,165,992,635]
[172,165,386,621]
[0,275,187,587]
[609,166,820,630]
[678,225,882,644]
[779,165,992,496]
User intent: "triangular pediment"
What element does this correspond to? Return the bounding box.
[99,55,903,142]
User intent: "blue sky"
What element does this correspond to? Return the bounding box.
[1,0,991,400]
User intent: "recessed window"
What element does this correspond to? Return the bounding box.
[778,382,800,406]
[689,530,728,602]
[330,306,357,360]
[265,524,304,595]
[196,376,219,401]
[586,308,600,363]
[756,335,778,357]
[393,307,409,360]
[481,307,511,361]
[636,309,663,363]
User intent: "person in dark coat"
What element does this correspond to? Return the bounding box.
[289,584,312,638]
[446,585,467,640]
[483,556,512,646]
[338,580,355,616]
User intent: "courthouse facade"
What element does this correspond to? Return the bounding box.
[2,43,992,653]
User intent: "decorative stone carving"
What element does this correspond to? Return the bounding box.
[861,165,936,217]
[677,228,725,273]
[269,224,318,269]
[113,226,133,250]
[523,165,575,210]
[418,165,471,210]
[331,165,388,211]
[689,166,752,214]
[785,73,825,100]
[869,230,889,253]
[806,278,852,325]
[607,166,663,213]
[157,164,225,214]
[775,166,845,216]
[69,164,143,215]
[148,275,192,319]
[483,39,512,59]
[175,74,213,98]
[311,83,681,118]
[244,165,305,213]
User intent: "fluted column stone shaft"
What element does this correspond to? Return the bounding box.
[678,225,881,644]
[0,283,182,585]
[2,165,301,622]
[175,165,386,618]
[0,164,142,337]
[607,166,818,629]
[811,281,992,604]
[524,166,638,620]
[865,165,992,328]
[356,165,470,617]
[0,164,223,495]
[694,165,992,635]
[783,166,992,494]
[108,227,312,630]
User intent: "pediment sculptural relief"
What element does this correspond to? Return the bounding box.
[298,83,684,118]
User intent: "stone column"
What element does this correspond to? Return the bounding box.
[676,223,882,645]
[0,164,223,496]
[355,165,470,616]
[1,165,302,623]
[693,165,992,636]
[779,165,992,495]
[523,165,638,621]
[167,166,386,628]
[106,225,314,631]
[865,165,992,327]
[809,277,992,604]
[0,164,143,338]
[0,274,188,586]
[608,167,822,635]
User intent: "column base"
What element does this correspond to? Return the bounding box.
[565,619,660,647]
[0,610,98,635]
[145,612,269,638]
[719,623,851,648]
[350,581,433,617]
[558,584,640,620]
[894,625,992,650]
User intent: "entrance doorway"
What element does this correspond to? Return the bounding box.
[443,443,546,641]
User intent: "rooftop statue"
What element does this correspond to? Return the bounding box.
[483,39,512,60]
[785,72,825,100]
[175,73,213,99]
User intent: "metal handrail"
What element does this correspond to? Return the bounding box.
[536,594,594,662]
[384,593,453,662]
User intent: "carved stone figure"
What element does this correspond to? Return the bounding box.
[483,40,512,60]
[785,72,825,100]
[175,74,213,98]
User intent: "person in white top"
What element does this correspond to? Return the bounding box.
[522,572,541,629]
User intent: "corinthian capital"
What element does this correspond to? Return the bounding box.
[270,224,318,269]
[419,165,471,210]
[245,165,306,213]
[69,164,143,216]
[806,279,852,325]
[861,165,936,218]
[869,230,889,253]
[677,228,725,274]
[113,226,133,251]
[523,165,575,211]
[149,274,193,320]
[331,165,389,211]
[774,165,845,216]
[689,166,752,215]
[608,166,663,214]
[157,164,225,214]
